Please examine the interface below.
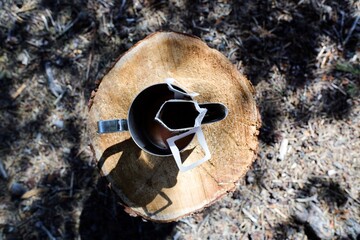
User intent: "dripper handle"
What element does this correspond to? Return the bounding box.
[97,119,128,133]
[199,103,228,124]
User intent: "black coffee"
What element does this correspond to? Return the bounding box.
[157,101,199,130]
[128,84,194,155]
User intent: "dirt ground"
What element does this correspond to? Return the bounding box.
[0,0,359,239]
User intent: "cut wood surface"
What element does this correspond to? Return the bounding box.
[87,32,261,222]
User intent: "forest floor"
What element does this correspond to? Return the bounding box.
[0,0,359,239]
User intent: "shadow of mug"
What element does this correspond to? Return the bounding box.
[98,138,194,216]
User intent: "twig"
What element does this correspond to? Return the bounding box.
[344,189,360,205]
[86,51,93,81]
[196,213,209,233]
[11,83,26,99]
[115,0,127,19]
[228,48,239,59]
[120,0,126,13]
[35,222,56,240]
[173,231,181,240]
[271,208,287,219]
[41,14,50,31]
[339,10,345,42]
[69,171,74,197]
[331,83,346,95]
[0,160,8,180]
[56,12,83,39]
[192,19,210,32]
[179,219,197,231]
[343,15,360,46]
[46,9,56,28]
[242,208,258,224]
[53,89,66,105]
[296,194,319,203]
[278,138,289,161]
[45,62,64,98]
[261,207,265,237]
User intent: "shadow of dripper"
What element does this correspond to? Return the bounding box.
[97,138,194,216]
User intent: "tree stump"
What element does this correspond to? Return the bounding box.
[87,32,261,222]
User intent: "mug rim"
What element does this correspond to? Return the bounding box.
[126,83,195,157]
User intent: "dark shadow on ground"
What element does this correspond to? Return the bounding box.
[79,177,176,240]
[296,177,348,208]
[257,96,283,145]
[273,218,325,240]
[272,176,357,239]
[181,0,358,145]
[0,0,138,238]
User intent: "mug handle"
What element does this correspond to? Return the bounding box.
[167,126,211,172]
[97,119,128,133]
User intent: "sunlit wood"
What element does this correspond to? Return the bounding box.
[88,32,261,222]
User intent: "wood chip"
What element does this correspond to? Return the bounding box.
[296,194,319,203]
[271,208,287,219]
[0,160,8,179]
[45,62,64,97]
[242,208,257,224]
[278,138,289,161]
[327,169,337,176]
[21,188,47,199]
[11,83,26,99]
